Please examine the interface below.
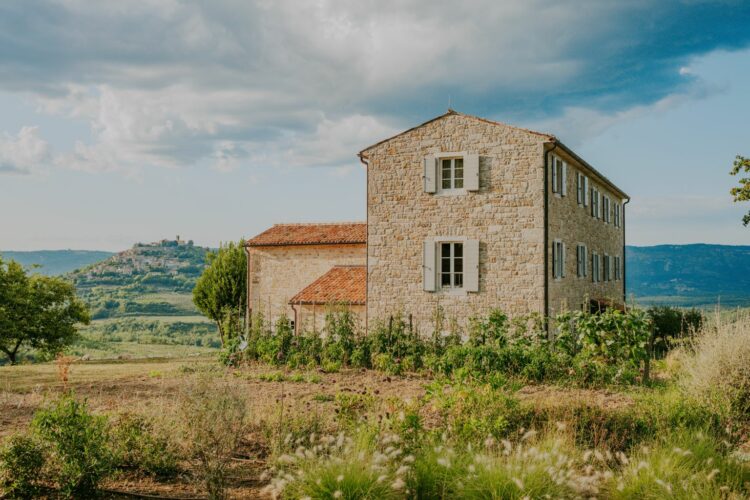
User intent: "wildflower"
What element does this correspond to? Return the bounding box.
[333,490,343,498]
[336,474,344,483]
[392,477,406,490]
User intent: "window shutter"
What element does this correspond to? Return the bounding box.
[464,153,479,191]
[599,193,604,219]
[551,241,557,279]
[583,246,588,277]
[464,239,480,292]
[423,240,436,291]
[561,162,568,196]
[424,156,437,194]
[561,242,566,277]
[576,174,582,204]
[551,155,558,193]
[584,177,589,206]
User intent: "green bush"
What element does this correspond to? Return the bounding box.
[0,434,47,498]
[111,414,180,477]
[32,395,113,497]
[648,306,703,357]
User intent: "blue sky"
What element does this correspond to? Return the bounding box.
[1,0,750,251]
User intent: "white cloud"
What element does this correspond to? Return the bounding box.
[0,126,50,174]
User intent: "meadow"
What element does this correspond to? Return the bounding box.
[1,309,748,499]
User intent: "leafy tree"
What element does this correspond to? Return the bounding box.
[192,241,246,346]
[730,155,750,226]
[0,257,90,365]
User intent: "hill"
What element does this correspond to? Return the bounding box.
[0,250,114,275]
[66,237,220,355]
[626,244,750,307]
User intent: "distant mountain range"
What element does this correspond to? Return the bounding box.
[0,250,115,275]
[626,244,750,307]
[3,243,750,308]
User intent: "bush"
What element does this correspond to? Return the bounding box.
[678,314,750,431]
[111,414,180,477]
[648,306,704,357]
[0,434,47,498]
[179,376,249,500]
[32,395,113,497]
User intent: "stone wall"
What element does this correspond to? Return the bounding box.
[247,244,366,327]
[294,304,367,335]
[364,113,548,335]
[547,148,626,315]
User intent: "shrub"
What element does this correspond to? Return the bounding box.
[678,314,750,431]
[32,395,113,497]
[648,306,704,357]
[179,376,249,500]
[111,414,180,477]
[0,434,47,498]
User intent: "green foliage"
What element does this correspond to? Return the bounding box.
[111,414,179,477]
[32,395,113,497]
[192,240,247,347]
[0,256,90,364]
[730,154,750,226]
[0,434,47,498]
[647,306,703,357]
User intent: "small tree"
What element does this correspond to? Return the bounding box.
[0,257,90,364]
[192,241,247,347]
[730,155,750,226]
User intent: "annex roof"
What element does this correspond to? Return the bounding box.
[289,265,367,305]
[246,222,367,247]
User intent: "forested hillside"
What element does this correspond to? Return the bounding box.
[626,244,750,307]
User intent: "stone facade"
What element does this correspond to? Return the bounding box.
[247,243,366,328]
[361,111,627,334]
[363,113,549,334]
[547,148,626,315]
[295,304,367,335]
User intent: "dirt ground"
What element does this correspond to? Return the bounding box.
[0,356,636,498]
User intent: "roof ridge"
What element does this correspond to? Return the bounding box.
[271,221,366,227]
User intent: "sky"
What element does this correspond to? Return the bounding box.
[1,0,750,251]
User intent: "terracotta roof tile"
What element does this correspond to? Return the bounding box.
[246,222,366,247]
[289,266,366,305]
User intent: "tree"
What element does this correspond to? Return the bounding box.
[192,241,247,347]
[730,155,750,226]
[0,257,90,365]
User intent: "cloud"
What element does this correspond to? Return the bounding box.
[0,0,748,175]
[0,126,50,174]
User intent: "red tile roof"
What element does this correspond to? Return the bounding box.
[246,222,367,247]
[289,266,366,305]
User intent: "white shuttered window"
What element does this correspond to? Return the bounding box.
[424,239,479,293]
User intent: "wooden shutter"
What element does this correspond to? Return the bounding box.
[551,155,558,193]
[561,162,568,196]
[464,154,479,191]
[424,156,437,193]
[464,239,480,292]
[576,174,582,204]
[584,177,589,206]
[551,241,557,279]
[583,246,588,277]
[423,240,436,291]
[561,242,566,277]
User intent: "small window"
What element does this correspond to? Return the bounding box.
[614,203,621,227]
[439,242,464,289]
[440,158,464,190]
[551,155,566,195]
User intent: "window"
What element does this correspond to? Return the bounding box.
[614,203,621,227]
[440,158,464,190]
[591,251,600,282]
[576,244,588,278]
[552,240,565,279]
[591,187,600,218]
[614,256,621,280]
[604,254,611,281]
[551,155,567,196]
[439,242,464,289]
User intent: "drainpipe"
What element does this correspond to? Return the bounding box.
[622,197,630,307]
[544,142,558,337]
[358,152,369,333]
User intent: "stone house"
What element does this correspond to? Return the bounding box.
[245,222,367,333]
[247,110,628,334]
